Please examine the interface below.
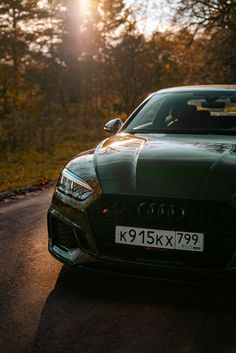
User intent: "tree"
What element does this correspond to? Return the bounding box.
[107,29,152,112]
[175,0,236,31]
[174,0,236,82]
[0,0,50,80]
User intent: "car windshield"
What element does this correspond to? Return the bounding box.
[125,91,236,135]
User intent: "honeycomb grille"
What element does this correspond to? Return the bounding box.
[52,219,78,249]
[86,195,236,270]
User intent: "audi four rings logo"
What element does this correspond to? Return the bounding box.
[137,202,185,219]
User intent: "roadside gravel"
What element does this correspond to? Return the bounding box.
[0,181,56,204]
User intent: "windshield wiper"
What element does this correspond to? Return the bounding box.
[205,130,236,135]
[126,129,236,135]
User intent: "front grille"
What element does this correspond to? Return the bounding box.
[86,195,236,270]
[51,219,79,249]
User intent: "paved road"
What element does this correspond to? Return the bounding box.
[1,189,236,353]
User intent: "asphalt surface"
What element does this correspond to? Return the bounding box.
[1,188,236,353]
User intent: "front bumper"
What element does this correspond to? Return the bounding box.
[48,191,236,285]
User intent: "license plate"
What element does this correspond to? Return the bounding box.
[115,226,204,252]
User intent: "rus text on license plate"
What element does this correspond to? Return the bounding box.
[115,226,204,252]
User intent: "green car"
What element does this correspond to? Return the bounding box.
[48,85,236,284]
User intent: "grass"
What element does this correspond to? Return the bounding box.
[0,137,101,193]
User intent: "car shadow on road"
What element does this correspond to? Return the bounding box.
[31,265,236,353]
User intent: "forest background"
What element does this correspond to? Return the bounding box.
[0,0,235,191]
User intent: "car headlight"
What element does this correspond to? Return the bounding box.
[57,168,94,201]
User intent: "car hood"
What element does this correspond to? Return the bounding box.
[92,133,236,202]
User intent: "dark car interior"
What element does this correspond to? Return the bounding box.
[127,92,236,133]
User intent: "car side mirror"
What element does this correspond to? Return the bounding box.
[104,118,123,134]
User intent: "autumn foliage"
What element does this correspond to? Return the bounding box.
[0,0,235,190]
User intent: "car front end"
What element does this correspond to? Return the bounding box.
[48,86,236,285]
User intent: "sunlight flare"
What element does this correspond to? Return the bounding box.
[77,0,91,17]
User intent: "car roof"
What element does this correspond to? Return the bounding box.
[156,85,236,94]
